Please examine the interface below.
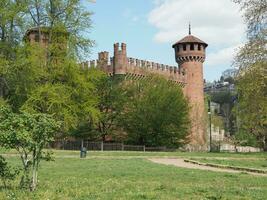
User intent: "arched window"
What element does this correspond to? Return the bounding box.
[198,44,201,51]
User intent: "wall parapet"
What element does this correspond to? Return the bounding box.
[81,50,187,86]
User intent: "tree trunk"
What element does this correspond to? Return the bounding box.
[30,163,38,191]
[30,149,38,191]
[19,152,30,189]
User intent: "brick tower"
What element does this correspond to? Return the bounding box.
[25,27,69,51]
[113,43,128,75]
[172,26,208,146]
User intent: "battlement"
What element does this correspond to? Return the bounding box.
[114,43,127,54]
[126,57,186,83]
[81,43,187,85]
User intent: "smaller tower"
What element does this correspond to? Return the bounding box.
[113,43,128,75]
[98,51,109,70]
[24,27,69,50]
[172,26,208,146]
[25,27,49,47]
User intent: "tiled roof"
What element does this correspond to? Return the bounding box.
[172,35,208,47]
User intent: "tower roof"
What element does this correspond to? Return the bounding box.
[172,35,208,48]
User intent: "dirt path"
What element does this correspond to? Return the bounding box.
[149,158,267,177]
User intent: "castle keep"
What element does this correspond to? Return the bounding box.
[26,27,208,146]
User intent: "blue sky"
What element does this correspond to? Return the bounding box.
[86,0,246,81]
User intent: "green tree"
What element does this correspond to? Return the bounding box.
[92,75,127,142]
[3,44,46,111]
[25,0,93,59]
[21,66,101,135]
[0,0,99,135]
[235,63,267,149]
[233,0,267,150]
[0,106,60,191]
[0,0,26,58]
[120,75,190,148]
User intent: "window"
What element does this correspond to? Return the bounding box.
[183,44,186,51]
[190,44,194,50]
[198,44,201,51]
[176,46,179,52]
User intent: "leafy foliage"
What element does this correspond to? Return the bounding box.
[235,63,267,149]
[25,0,94,59]
[233,0,266,37]
[120,75,190,147]
[233,0,267,150]
[93,75,128,141]
[0,106,60,191]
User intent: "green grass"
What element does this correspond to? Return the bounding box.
[190,157,267,170]
[0,151,267,199]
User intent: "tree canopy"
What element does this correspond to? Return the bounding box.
[120,75,190,147]
[233,0,267,150]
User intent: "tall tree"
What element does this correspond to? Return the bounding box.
[0,0,99,134]
[233,0,267,150]
[120,75,190,148]
[94,76,127,142]
[25,0,94,59]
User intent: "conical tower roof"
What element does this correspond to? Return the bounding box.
[172,35,208,48]
[172,24,208,48]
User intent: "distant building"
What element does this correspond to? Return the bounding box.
[222,68,238,79]
[204,68,237,94]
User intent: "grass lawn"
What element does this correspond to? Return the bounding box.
[0,151,267,200]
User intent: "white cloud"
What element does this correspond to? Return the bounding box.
[148,0,245,47]
[204,44,241,80]
[206,44,241,67]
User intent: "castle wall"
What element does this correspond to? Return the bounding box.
[83,43,187,86]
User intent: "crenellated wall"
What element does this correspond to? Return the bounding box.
[81,43,187,87]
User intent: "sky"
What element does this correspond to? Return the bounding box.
[85,0,246,82]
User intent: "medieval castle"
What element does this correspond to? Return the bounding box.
[26,27,208,146]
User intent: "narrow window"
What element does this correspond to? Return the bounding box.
[198,44,201,51]
[190,44,194,50]
[176,46,179,52]
[183,44,186,51]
